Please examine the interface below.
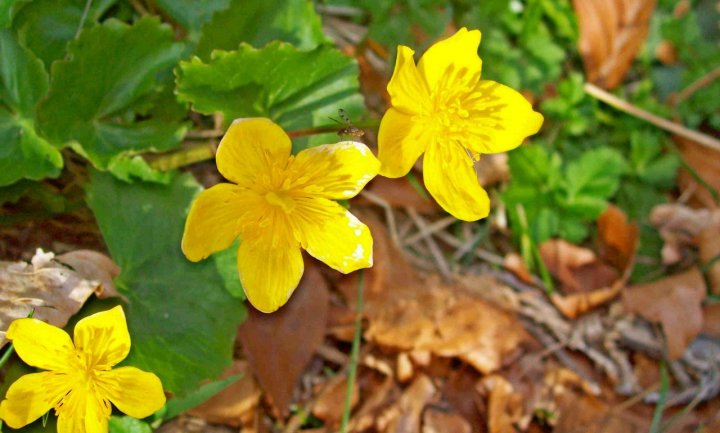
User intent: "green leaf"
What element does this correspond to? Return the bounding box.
[0,0,28,28]
[37,17,186,173]
[0,29,62,186]
[564,147,627,200]
[109,416,152,433]
[86,171,246,396]
[155,0,230,33]
[195,0,327,60]
[11,0,115,68]
[177,41,364,151]
[213,240,245,299]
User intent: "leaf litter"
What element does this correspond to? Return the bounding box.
[3,1,720,432]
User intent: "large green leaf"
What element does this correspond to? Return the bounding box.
[155,0,230,33]
[177,41,364,151]
[0,29,62,186]
[194,0,326,60]
[37,17,186,175]
[86,171,246,396]
[11,0,115,68]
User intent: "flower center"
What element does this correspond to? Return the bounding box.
[264,191,296,213]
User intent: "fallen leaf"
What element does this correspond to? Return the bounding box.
[237,257,329,418]
[650,203,720,265]
[702,303,720,337]
[379,375,436,433]
[0,248,119,346]
[55,250,121,298]
[597,204,639,273]
[675,136,720,209]
[312,375,359,428]
[698,226,720,294]
[475,153,510,186]
[623,267,706,359]
[573,0,657,89]
[359,176,439,213]
[481,375,524,433]
[422,407,472,433]
[539,239,599,292]
[188,360,261,427]
[504,252,536,285]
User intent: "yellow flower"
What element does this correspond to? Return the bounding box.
[181,118,379,313]
[378,27,544,221]
[0,306,165,433]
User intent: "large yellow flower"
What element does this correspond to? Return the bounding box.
[0,306,165,433]
[182,118,379,313]
[378,27,544,221]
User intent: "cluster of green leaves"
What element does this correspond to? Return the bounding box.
[0,0,367,422]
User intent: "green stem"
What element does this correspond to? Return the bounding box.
[649,361,669,433]
[0,345,15,370]
[339,270,364,433]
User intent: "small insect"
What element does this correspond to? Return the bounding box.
[335,108,364,139]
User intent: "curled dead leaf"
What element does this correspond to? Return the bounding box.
[187,360,261,427]
[623,267,706,359]
[237,258,329,418]
[675,136,720,209]
[0,249,120,346]
[481,375,524,433]
[574,0,657,89]
[650,203,720,265]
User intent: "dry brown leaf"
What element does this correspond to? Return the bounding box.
[503,252,536,285]
[365,280,528,374]
[481,375,524,433]
[0,249,119,346]
[237,258,329,418]
[650,203,720,265]
[475,153,510,186]
[539,239,598,291]
[597,204,639,273]
[312,375,359,428]
[698,226,720,294]
[187,360,261,427]
[623,267,706,359]
[422,407,472,433]
[574,0,657,89]
[379,375,436,433]
[359,176,440,213]
[675,136,720,209]
[342,220,528,374]
[702,303,720,337]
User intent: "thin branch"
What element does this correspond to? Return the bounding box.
[584,82,720,153]
[671,65,720,107]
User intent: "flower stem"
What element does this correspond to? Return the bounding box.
[339,270,364,433]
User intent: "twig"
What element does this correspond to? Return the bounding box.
[358,190,400,247]
[401,216,455,246]
[74,0,93,39]
[406,208,452,279]
[584,82,720,153]
[671,65,720,107]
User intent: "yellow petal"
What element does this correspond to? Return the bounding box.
[182,183,260,262]
[417,27,482,94]
[386,46,431,114]
[291,141,380,200]
[377,108,428,178]
[96,367,165,418]
[55,383,110,433]
[463,80,544,154]
[5,318,74,371]
[293,199,373,273]
[238,224,304,313]
[73,306,130,370]
[0,371,71,429]
[423,142,490,221]
[216,118,291,187]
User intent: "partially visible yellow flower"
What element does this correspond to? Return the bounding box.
[0,306,165,433]
[182,118,379,313]
[378,27,544,221]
